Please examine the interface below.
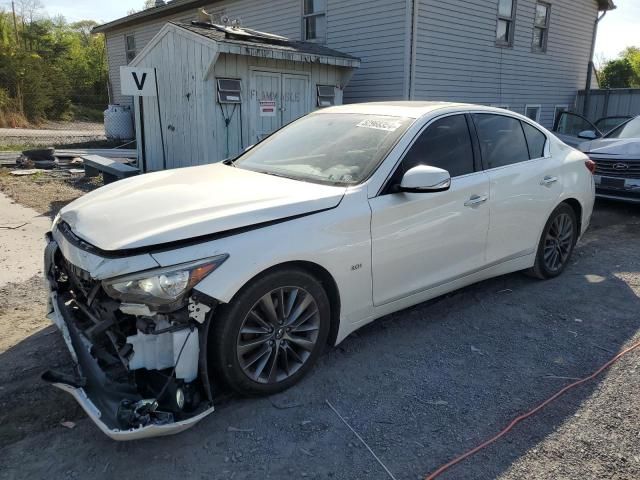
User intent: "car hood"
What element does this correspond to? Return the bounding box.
[58,163,346,252]
[578,138,640,158]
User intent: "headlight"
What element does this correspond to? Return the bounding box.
[102,255,228,311]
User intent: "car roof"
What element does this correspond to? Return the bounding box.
[315,101,511,119]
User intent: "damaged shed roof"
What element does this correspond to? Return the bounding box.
[146,22,361,68]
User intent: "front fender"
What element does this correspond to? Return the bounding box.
[150,189,375,341]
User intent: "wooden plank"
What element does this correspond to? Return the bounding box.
[54,149,137,159]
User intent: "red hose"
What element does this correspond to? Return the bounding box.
[425,340,640,480]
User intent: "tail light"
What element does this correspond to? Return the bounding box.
[585,159,596,174]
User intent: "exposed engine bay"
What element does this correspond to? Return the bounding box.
[43,234,218,439]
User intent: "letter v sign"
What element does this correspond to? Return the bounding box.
[120,67,157,97]
[132,72,147,91]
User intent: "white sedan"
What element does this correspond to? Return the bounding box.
[44,102,595,440]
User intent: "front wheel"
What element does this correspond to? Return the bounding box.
[528,203,578,279]
[210,268,330,396]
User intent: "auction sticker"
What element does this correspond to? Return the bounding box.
[356,118,403,132]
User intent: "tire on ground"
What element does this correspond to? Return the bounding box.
[209,267,331,396]
[527,202,578,280]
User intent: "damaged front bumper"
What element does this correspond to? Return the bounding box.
[43,234,216,441]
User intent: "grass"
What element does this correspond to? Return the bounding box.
[0,140,135,152]
[65,104,105,123]
[0,143,40,152]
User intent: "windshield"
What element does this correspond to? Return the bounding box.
[595,116,630,134]
[234,113,413,185]
[605,117,640,139]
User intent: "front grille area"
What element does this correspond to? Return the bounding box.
[592,157,640,179]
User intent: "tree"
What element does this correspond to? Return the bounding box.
[0,9,109,124]
[622,47,640,80]
[599,46,640,88]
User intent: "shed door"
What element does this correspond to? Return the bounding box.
[252,71,282,142]
[250,71,310,143]
[282,74,310,126]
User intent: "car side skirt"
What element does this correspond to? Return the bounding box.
[335,252,535,344]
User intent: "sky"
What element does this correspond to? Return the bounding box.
[13,0,640,62]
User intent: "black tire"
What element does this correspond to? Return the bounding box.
[210,267,331,396]
[528,203,578,280]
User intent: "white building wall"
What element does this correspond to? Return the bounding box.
[413,0,599,128]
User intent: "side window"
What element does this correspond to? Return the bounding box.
[472,114,529,169]
[496,0,517,47]
[125,34,136,64]
[554,112,597,136]
[521,121,547,159]
[303,0,327,43]
[532,2,551,53]
[401,115,475,180]
[525,105,541,123]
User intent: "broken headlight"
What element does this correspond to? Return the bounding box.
[102,255,228,310]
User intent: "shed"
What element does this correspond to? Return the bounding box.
[129,21,360,171]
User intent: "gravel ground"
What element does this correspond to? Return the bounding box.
[0,189,638,479]
[0,121,106,148]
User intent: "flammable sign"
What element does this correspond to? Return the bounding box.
[259,100,277,117]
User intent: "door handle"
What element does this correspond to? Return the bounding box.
[540,175,558,186]
[464,195,488,207]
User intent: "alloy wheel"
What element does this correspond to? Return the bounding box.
[543,213,574,272]
[236,287,321,384]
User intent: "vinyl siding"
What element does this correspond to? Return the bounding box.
[412,0,599,128]
[325,0,409,102]
[105,0,408,107]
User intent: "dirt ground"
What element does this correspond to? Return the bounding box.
[0,170,100,218]
[0,176,638,479]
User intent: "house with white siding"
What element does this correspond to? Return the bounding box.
[95,0,615,131]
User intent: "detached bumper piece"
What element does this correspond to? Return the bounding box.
[44,236,215,440]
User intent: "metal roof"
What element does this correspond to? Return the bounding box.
[93,0,616,34]
[175,22,359,63]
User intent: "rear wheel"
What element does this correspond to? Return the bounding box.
[210,268,330,396]
[528,203,578,279]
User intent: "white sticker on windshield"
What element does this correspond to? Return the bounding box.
[356,119,403,132]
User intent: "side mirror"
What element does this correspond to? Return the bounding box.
[399,165,451,193]
[578,130,598,140]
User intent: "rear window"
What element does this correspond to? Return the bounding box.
[472,114,530,169]
[521,121,547,159]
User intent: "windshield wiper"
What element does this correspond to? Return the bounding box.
[223,158,237,167]
[258,170,297,180]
